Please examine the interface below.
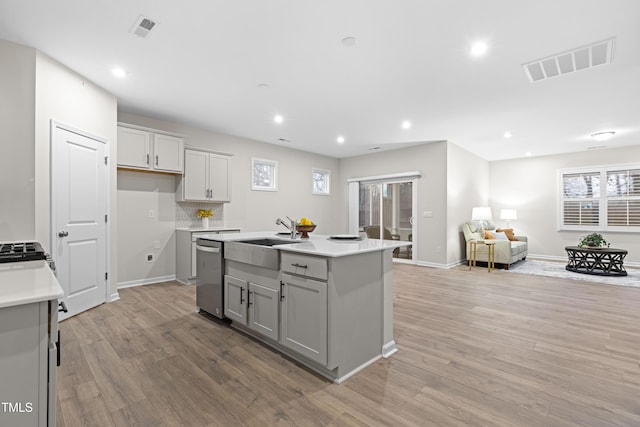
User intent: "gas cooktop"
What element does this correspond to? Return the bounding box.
[0,241,47,263]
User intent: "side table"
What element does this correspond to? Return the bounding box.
[469,240,496,272]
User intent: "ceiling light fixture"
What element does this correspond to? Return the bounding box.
[336,136,345,144]
[112,67,127,78]
[274,115,284,124]
[471,41,488,56]
[525,151,532,157]
[590,131,615,141]
[258,83,271,89]
[401,120,411,129]
[504,131,512,138]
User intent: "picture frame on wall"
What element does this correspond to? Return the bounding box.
[251,157,278,191]
[312,168,330,195]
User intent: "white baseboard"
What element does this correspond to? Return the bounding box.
[416,260,465,269]
[118,274,177,289]
[109,292,120,302]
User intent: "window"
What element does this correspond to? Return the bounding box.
[312,168,330,195]
[560,164,640,231]
[251,158,278,191]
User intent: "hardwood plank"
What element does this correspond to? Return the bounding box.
[56,265,640,426]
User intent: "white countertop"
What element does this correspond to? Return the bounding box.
[197,231,411,257]
[0,260,64,309]
[176,226,242,232]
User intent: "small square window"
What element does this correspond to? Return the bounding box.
[251,158,278,191]
[312,168,330,195]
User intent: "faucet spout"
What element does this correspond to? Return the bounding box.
[275,218,291,230]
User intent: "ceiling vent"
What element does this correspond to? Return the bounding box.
[523,37,615,82]
[130,15,157,38]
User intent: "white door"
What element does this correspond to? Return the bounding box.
[52,123,108,320]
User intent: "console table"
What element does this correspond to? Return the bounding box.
[565,246,628,277]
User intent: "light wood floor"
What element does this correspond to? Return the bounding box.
[56,264,640,426]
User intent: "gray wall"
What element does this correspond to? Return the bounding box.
[447,142,489,266]
[0,39,36,241]
[490,146,640,265]
[338,142,449,267]
[117,112,342,285]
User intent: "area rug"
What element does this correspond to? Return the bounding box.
[498,259,640,288]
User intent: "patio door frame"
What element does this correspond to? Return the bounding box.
[348,171,421,264]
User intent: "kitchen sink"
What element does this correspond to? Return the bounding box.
[224,238,300,270]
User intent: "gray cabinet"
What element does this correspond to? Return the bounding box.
[178,149,231,202]
[117,125,184,173]
[224,274,279,341]
[0,300,58,427]
[280,273,327,366]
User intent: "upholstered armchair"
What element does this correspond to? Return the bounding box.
[462,220,528,269]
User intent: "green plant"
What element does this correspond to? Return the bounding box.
[578,232,610,248]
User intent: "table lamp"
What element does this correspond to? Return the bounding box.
[500,209,517,227]
[471,207,493,234]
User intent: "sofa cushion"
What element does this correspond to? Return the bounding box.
[497,228,518,241]
[510,241,527,256]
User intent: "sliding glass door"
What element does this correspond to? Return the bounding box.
[351,176,417,263]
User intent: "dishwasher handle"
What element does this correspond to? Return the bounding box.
[196,244,220,253]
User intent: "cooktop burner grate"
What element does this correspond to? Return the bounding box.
[0,241,47,263]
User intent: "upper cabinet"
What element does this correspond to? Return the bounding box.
[177,148,231,202]
[117,124,184,174]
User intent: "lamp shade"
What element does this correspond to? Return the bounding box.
[500,209,517,220]
[471,207,493,221]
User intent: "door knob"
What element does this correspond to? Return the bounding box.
[58,230,69,237]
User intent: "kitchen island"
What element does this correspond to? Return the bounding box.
[197,231,409,383]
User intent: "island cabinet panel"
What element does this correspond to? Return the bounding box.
[281,252,327,280]
[248,283,279,341]
[224,275,247,325]
[280,273,328,366]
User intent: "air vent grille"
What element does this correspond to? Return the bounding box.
[523,37,615,82]
[130,15,157,38]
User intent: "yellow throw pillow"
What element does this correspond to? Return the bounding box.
[497,228,517,241]
[483,230,495,239]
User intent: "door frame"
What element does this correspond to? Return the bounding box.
[348,171,421,264]
[50,120,111,308]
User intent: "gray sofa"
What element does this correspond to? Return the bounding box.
[462,220,528,269]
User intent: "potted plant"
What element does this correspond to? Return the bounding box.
[578,232,610,248]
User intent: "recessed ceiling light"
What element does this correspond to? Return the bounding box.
[590,131,615,141]
[112,67,127,78]
[525,151,532,157]
[341,36,357,47]
[401,120,411,129]
[258,83,271,89]
[471,41,488,56]
[274,115,284,124]
[337,136,345,144]
[504,131,512,138]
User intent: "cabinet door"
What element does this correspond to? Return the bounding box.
[117,127,151,169]
[224,275,247,325]
[280,273,327,365]
[210,154,231,202]
[153,134,184,173]
[248,282,279,341]
[183,149,210,201]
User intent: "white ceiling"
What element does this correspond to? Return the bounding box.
[1,0,639,161]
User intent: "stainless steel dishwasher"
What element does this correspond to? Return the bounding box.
[195,238,224,318]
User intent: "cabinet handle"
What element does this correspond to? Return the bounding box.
[58,301,68,313]
[248,290,253,306]
[291,263,308,269]
[146,154,150,165]
[155,155,159,166]
[280,281,285,301]
[240,287,244,304]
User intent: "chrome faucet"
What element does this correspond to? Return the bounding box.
[275,217,297,239]
[275,218,291,230]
